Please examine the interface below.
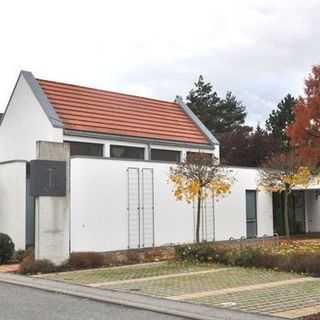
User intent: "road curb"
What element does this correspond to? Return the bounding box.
[0,273,282,320]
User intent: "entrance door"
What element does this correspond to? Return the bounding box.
[273,191,306,235]
[291,191,306,234]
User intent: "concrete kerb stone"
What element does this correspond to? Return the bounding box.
[0,273,283,320]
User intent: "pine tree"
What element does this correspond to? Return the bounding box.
[265,94,297,150]
[186,76,246,133]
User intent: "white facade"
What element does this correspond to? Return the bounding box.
[0,73,63,162]
[215,167,273,240]
[70,157,274,253]
[0,161,27,249]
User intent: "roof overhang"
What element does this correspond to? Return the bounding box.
[22,71,63,128]
[175,96,219,145]
[64,129,216,150]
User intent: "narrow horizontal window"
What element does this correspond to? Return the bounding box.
[186,152,213,162]
[110,145,145,160]
[67,141,103,157]
[151,149,181,162]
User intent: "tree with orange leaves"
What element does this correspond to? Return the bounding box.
[288,65,320,165]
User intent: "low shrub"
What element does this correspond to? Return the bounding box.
[19,256,57,275]
[0,233,15,264]
[12,247,34,263]
[68,252,105,269]
[175,242,320,276]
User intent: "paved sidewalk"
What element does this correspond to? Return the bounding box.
[0,272,280,320]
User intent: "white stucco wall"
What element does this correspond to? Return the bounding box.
[0,161,26,249]
[0,74,63,162]
[70,158,274,252]
[215,167,273,240]
[70,158,194,252]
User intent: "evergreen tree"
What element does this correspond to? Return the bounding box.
[186,76,246,133]
[247,124,279,166]
[186,75,220,130]
[265,94,297,150]
[215,91,246,133]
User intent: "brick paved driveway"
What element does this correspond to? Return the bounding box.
[42,262,320,319]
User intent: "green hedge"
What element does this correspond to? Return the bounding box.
[0,233,15,264]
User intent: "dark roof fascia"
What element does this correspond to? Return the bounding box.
[21,71,63,128]
[64,129,215,150]
[175,96,219,145]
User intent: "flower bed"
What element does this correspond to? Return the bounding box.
[175,239,320,276]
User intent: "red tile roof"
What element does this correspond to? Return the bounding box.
[37,79,210,145]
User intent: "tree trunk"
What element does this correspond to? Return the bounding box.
[196,191,202,243]
[284,186,290,237]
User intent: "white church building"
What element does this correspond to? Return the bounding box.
[0,71,319,263]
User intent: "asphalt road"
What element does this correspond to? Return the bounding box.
[0,282,187,320]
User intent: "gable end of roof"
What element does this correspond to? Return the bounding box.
[174,96,219,145]
[21,71,63,128]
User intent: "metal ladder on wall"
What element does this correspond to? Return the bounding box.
[193,197,215,242]
[127,168,155,249]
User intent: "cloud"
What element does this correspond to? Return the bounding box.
[0,0,319,127]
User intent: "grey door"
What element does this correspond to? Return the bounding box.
[246,190,257,238]
[26,164,35,248]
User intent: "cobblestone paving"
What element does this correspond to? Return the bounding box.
[102,267,301,298]
[44,262,221,284]
[41,262,320,318]
[188,280,320,316]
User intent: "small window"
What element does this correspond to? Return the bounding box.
[151,149,181,162]
[110,145,145,160]
[246,190,257,238]
[186,152,213,162]
[68,141,103,157]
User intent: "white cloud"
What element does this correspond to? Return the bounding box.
[0,0,319,126]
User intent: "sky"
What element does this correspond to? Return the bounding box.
[0,0,319,126]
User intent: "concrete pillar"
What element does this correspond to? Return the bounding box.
[34,141,70,264]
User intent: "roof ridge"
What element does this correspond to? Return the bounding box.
[37,78,176,106]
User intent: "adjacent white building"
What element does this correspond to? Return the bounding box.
[0,71,318,263]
